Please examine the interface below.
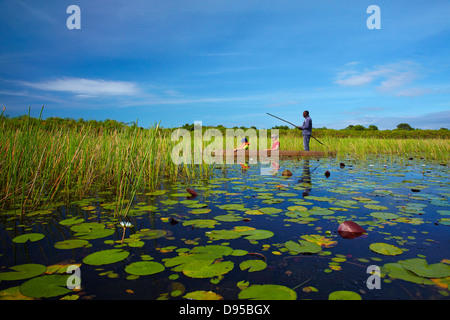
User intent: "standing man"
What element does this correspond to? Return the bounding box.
[298,110,312,151]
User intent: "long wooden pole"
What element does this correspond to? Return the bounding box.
[267,113,324,146]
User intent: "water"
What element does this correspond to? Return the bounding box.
[0,156,449,300]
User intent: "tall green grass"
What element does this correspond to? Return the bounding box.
[0,117,214,216]
[279,133,449,162]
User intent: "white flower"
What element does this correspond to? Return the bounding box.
[119,221,133,228]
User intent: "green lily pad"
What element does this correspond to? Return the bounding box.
[369,243,403,256]
[381,262,434,285]
[12,233,45,244]
[135,229,167,239]
[0,264,47,281]
[183,291,223,300]
[19,275,71,298]
[370,212,399,220]
[218,204,248,211]
[125,261,165,276]
[214,213,242,222]
[163,245,234,279]
[258,207,283,214]
[287,205,308,212]
[285,240,322,254]
[189,208,211,214]
[239,260,267,272]
[183,219,220,228]
[54,239,90,250]
[59,217,85,226]
[183,260,234,278]
[238,284,297,300]
[70,223,115,240]
[399,258,450,278]
[328,290,362,300]
[82,249,129,266]
[364,204,389,211]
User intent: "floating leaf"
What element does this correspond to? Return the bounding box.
[370,212,399,220]
[238,284,297,300]
[287,205,308,212]
[258,207,283,214]
[328,290,361,300]
[183,260,234,278]
[285,240,322,254]
[183,219,220,229]
[399,258,450,278]
[19,275,71,298]
[214,213,242,222]
[54,239,90,250]
[301,234,337,248]
[0,264,47,281]
[189,208,211,214]
[218,204,248,211]
[12,233,45,244]
[369,243,403,256]
[82,249,129,266]
[59,217,85,226]
[364,204,389,211]
[125,261,165,276]
[135,229,167,239]
[183,291,223,300]
[239,260,267,272]
[70,223,114,240]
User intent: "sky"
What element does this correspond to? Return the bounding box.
[1,0,449,130]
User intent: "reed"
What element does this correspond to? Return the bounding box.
[0,118,213,216]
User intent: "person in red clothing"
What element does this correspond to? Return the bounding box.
[267,133,280,151]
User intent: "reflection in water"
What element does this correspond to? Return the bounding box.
[299,159,312,197]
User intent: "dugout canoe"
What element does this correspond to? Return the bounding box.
[211,150,336,158]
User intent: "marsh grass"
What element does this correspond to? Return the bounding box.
[0,117,215,216]
[1,114,448,216]
[279,133,449,162]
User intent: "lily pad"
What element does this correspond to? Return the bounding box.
[189,208,211,214]
[239,260,267,272]
[135,229,167,239]
[59,217,85,226]
[370,212,399,220]
[12,233,45,244]
[369,243,403,256]
[183,291,223,300]
[19,275,71,298]
[238,284,297,300]
[70,223,114,240]
[183,260,234,278]
[54,239,90,250]
[82,249,129,266]
[399,258,450,278]
[214,213,242,222]
[183,219,220,229]
[0,264,47,281]
[125,261,165,276]
[328,290,362,300]
[285,240,322,254]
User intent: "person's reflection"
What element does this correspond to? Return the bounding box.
[298,159,312,196]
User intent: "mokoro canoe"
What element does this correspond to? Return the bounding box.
[210,150,336,158]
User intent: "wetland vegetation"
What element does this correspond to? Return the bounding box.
[0,111,449,300]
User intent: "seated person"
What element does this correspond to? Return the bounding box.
[234,138,250,152]
[267,134,280,151]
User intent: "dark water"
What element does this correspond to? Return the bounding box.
[0,156,449,300]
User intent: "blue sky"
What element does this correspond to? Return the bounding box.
[1,0,449,129]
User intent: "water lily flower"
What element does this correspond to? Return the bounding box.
[119,221,133,228]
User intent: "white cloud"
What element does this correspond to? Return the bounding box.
[20,78,140,97]
[334,62,431,97]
